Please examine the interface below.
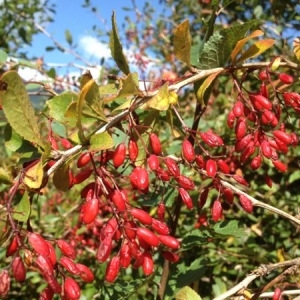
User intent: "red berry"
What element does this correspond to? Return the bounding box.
[217,159,230,174]
[45,240,57,266]
[235,118,247,140]
[278,73,294,84]
[128,138,139,162]
[232,175,249,187]
[250,155,262,170]
[199,188,209,208]
[272,287,282,300]
[12,256,26,282]
[124,220,137,240]
[0,270,10,297]
[59,256,80,275]
[113,143,126,168]
[110,190,127,211]
[232,101,244,118]
[35,254,54,275]
[39,287,54,300]
[158,235,180,249]
[73,168,93,185]
[157,167,171,181]
[105,256,120,283]
[195,155,205,169]
[147,154,160,171]
[258,70,268,81]
[142,251,154,276]
[272,130,292,145]
[149,133,162,155]
[200,130,224,147]
[239,194,253,213]
[80,197,99,224]
[96,236,113,263]
[211,199,223,222]
[57,240,76,260]
[261,140,272,158]
[119,243,131,268]
[137,168,149,191]
[27,232,50,257]
[64,277,81,300]
[206,159,218,177]
[227,110,236,128]
[272,160,287,172]
[60,138,73,149]
[131,208,153,225]
[151,219,170,235]
[178,187,193,209]
[175,175,195,190]
[136,227,160,247]
[77,152,91,168]
[161,251,180,263]
[75,263,94,283]
[6,235,18,257]
[164,157,180,177]
[182,139,195,162]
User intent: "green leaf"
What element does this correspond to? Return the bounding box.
[46,67,56,79]
[110,11,130,75]
[147,84,175,111]
[0,71,44,148]
[0,209,9,245]
[0,49,8,65]
[213,220,245,238]
[0,167,12,184]
[4,124,38,153]
[65,29,73,45]
[176,286,202,300]
[53,164,70,191]
[198,19,260,68]
[47,92,78,126]
[89,132,114,151]
[182,229,211,250]
[13,191,31,222]
[173,19,191,66]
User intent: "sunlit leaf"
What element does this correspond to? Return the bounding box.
[147,84,177,111]
[89,132,114,151]
[236,39,275,64]
[174,19,191,66]
[13,191,31,222]
[23,159,44,189]
[117,73,140,98]
[0,71,44,148]
[270,56,282,71]
[110,11,130,75]
[176,286,202,300]
[293,37,300,61]
[230,30,264,63]
[0,49,8,66]
[65,29,73,45]
[195,70,223,106]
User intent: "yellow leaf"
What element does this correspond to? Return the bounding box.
[230,30,264,63]
[195,70,223,106]
[147,84,177,111]
[236,39,275,64]
[23,160,44,189]
[270,56,282,71]
[176,286,202,300]
[293,37,300,61]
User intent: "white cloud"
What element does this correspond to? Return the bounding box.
[79,36,111,60]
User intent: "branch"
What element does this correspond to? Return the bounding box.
[220,180,300,227]
[213,258,300,300]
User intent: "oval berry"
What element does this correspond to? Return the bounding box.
[0,270,10,297]
[80,197,99,224]
[131,208,152,225]
[12,256,26,282]
[211,199,223,222]
[164,157,180,177]
[233,101,244,118]
[147,154,160,171]
[272,160,287,172]
[279,73,294,84]
[142,251,154,276]
[151,219,170,235]
[64,277,81,300]
[57,239,76,260]
[119,243,131,268]
[206,159,217,177]
[105,256,120,283]
[175,175,195,190]
[149,133,162,155]
[96,236,113,263]
[113,143,126,168]
[76,263,95,282]
[182,139,195,162]
[273,130,292,145]
[239,194,253,213]
[110,190,127,212]
[77,152,91,168]
[159,235,180,249]
[136,227,160,247]
[178,187,193,209]
[59,256,80,275]
[27,232,50,257]
[128,138,139,162]
[6,235,18,257]
[137,168,149,191]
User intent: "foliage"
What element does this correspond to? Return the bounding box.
[0,1,300,299]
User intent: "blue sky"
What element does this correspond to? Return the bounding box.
[24,0,162,76]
